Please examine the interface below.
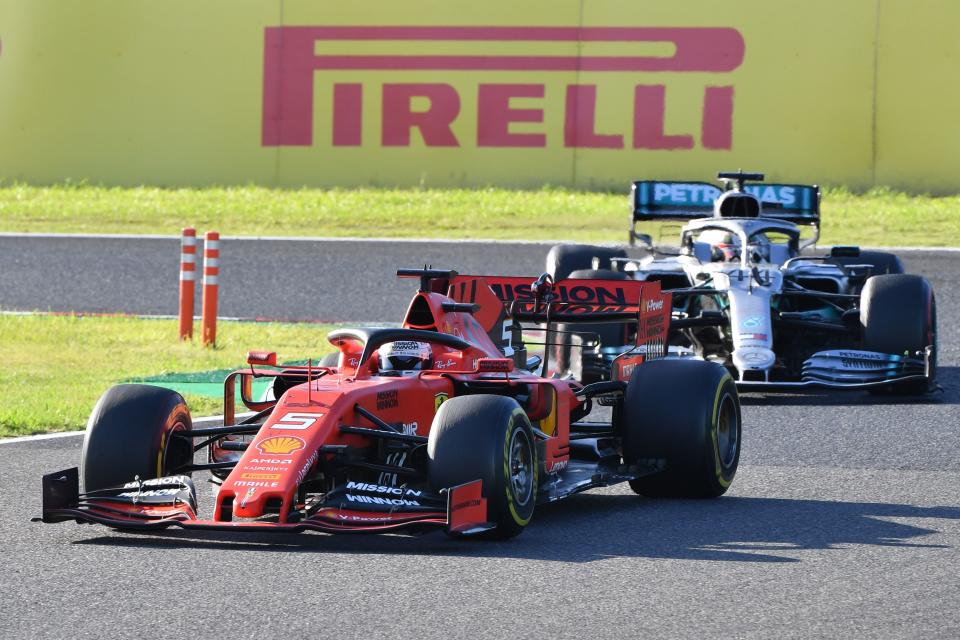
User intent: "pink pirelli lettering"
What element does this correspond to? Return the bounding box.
[632,85,694,150]
[261,26,745,147]
[477,84,545,148]
[332,84,363,146]
[382,83,461,147]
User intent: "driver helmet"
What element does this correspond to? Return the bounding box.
[700,229,741,262]
[378,341,432,372]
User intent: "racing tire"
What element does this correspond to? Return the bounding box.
[428,395,538,539]
[546,244,627,281]
[545,244,626,381]
[860,274,937,395]
[555,268,631,384]
[829,250,904,276]
[619,359,740,498]
[80,384,193,492]
[829,251,904,294]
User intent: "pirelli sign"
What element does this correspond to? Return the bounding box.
[261,26,745,151]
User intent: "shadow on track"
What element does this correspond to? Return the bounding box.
[740,366,958,408]
[73,492,960,564]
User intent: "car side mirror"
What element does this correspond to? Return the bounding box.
[632,232,654,249]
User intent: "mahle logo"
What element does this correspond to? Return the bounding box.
[261,26,745,150]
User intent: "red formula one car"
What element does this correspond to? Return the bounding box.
[39,269,741,539]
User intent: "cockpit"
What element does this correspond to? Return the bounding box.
[680,219,801,267]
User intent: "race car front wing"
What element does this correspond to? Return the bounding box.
[36,468,492,536]
[739,347,934,391]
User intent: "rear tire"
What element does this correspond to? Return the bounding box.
[81,384,193,492]
[860,274,937,394]
[619,359,740,498]
[546,244,627,281]
[829,251,904,294]
[546,245,627,381]
[428,395,538,539]
[829,250,904,276]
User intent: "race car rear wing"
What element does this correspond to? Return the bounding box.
[446,273,671,373]
[630,180,821,245]
[397,269,671,373]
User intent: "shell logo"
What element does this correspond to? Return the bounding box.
[257,436,306,455]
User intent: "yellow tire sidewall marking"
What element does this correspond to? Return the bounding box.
[710,375,734,488]
[504,408,536,526]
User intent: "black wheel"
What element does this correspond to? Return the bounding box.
[829,250,904,276]
[860,274,937,394]
[428,395,538,539]
[829,251,904,293]
[545,243,627,281]
[619,359,740,498]
[80,384,193,492]
[554,268,631,383]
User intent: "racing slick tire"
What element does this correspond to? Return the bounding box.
[619,359,740,498]
[829,250,904,277]
[860,274,937,394]
[829,251,904,293]
[80,384,193,492]
[546,243,627,281]
[428,395,538,539]
[555,268,631,384]
[545,243,626,381]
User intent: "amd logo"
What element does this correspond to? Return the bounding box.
[262,26,745,150]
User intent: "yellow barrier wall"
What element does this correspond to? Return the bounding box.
[0,0,957,192]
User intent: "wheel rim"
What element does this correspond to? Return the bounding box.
[161,418,190,476]
[929,297,938,375]
[508,428,534,506]
[715,393,739,469]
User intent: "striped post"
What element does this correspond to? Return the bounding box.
[201,231,220,346]
[178,228,197,340]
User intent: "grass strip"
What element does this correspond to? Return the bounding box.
[1,314,332,437]
[0,183,957,246]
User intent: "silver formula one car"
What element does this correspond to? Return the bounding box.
[545,171,937,393]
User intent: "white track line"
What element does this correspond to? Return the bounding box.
[0,431,84,445]
[0,231,562,245]
[0,310,395,326]
[0,412,255,445]
[0,230,957,251]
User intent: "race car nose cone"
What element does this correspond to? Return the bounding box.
[733,347,776,372]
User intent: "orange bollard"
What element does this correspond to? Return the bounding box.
[201,231,220,346]
[178,228,196,340]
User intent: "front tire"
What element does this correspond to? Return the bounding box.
[428,395,538,539]
[619,359,740,498]
[81,384,193,492]
[860,274,937,394]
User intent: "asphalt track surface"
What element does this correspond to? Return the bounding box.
[2,237,959,639]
